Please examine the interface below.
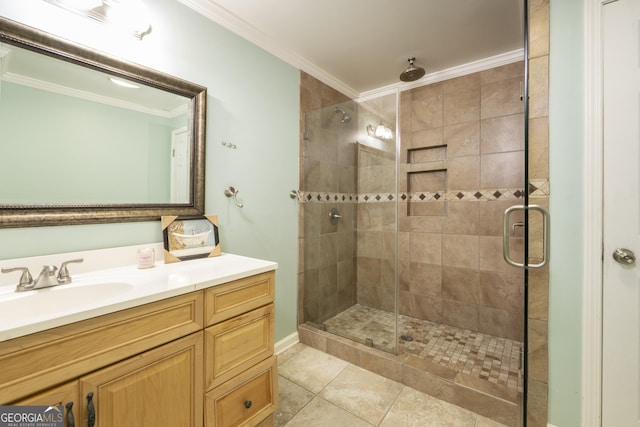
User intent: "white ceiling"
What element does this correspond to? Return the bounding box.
[179,0,525,98]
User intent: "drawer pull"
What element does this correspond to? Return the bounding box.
[65,402,75,427]
[87,392,96,427]
[244,400,252,409]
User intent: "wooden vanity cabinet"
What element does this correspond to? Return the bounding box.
[1,270,277,427]
[11,334,204,427]
[0,292,204,404]
[204,271,278,427]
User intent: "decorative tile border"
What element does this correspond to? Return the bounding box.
[300,192,358,203]
[529,179,550,198]
[299,180,550,204]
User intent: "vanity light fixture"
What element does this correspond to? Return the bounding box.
[108,77,140,88]
[45,0,153,40]
[367,122,394,140]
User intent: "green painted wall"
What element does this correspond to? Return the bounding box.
[0,0,300,342]
[548,0,584,425]
[0,82,174,204]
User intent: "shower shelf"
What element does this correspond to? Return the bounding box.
[408,144,447,164]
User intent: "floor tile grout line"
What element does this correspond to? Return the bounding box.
[280,394,316,427]
[278,347,354,425]
[277,344,510,427]
[320,363,405,427]
[280,349,389,426]
[280,371,376,426]
[276,368,319,426]
[374,384,407,426]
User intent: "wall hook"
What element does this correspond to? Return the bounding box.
[224,186,244,208]
[221,141,237,149]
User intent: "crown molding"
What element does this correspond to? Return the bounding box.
[177,0,360,99]
[178,1,523,101]
[357,49,525,102]
[2,72,181,118]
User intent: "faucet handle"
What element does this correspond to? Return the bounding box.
[58,258,84,284]
[2,267,34,291]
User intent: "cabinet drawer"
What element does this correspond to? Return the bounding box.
[205,356,278,427]
[0,291,203,403]
[205,304,274,390]
[205,272,274,325]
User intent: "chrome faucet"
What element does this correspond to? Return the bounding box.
[34,265,59,288]
[2,258,84,292]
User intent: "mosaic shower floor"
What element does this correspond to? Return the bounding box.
[322,304,523,392]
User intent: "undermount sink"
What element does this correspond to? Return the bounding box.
[1,282,134,318]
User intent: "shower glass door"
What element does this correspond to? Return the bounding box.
[398,61,529,425]
[300,95,399,355]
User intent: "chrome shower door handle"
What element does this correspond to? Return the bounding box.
[503,205,550,269]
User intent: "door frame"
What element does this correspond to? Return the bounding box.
[170,126,190,203]
[583,0,605,425]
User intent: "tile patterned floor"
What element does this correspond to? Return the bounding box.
[322,304,523,392]
[276,343,508,426]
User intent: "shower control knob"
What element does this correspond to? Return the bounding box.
[613,248,636,265]
[329,208,343,224]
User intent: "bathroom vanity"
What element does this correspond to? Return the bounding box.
[0,250,277,427]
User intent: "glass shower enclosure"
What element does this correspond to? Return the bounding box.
[300,59,529,425]
[300,93,400,354]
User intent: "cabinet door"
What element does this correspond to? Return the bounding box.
[80,332,203,427]
[12,381,80,427]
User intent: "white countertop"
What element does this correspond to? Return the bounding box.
[0,253,277,342]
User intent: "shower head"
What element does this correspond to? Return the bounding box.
[334,107,352,123]
[399,57,426,82]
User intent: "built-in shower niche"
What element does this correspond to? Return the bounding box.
[406,145,447,216]
[408,145,446,163]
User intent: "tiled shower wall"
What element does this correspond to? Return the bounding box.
[357,63,527,342]
[355,109,398,316]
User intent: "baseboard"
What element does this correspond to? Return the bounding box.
[275,331,299,355]
[548,424,558,427]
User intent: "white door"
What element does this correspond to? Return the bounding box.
[602,0,640,424]
[170,126,190,203]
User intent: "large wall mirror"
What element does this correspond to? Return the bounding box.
[0,17,206,228]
